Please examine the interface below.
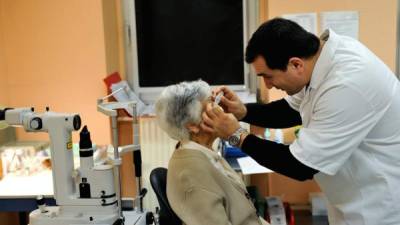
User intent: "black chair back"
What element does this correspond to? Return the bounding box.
[150,167,182,225]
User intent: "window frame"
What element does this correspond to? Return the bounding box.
[121,0,260,103]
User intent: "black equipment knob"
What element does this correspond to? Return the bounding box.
[0,108,13,120]
[133,150,142,177]
[30,117,43,130]
[73,115,81,130]
[146,212,154,225]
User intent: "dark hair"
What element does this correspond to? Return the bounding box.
[245,18,320,70]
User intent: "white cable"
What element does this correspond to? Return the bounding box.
[101,86,126,100]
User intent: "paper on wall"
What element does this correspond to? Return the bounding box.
[282,13,318,35]
[320,11,359,40]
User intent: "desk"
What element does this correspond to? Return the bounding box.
[226,157,329,225]
[0,170,56,225]
[293,210,329,225]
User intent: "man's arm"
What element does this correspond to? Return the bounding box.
[241,99,302,128]
[241,134,318,181]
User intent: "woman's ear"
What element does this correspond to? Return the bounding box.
[186,123,200,134]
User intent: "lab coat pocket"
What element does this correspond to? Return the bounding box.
[314,171,361,207]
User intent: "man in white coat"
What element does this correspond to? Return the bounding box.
[202,18,400,225]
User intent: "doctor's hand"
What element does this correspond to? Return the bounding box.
[212,86,247,120]
[201,102,241,139]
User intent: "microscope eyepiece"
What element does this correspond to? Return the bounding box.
[79,125,92,149]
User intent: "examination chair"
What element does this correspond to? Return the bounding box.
[150,167,182,225]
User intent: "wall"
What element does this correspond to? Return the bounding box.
[254,0,398,204]
[0,1,124,224]
[102,0,126,79]
[0,0,8,106]
[0,0,118,144]
[266,0,398,101]
[0,1,15,223]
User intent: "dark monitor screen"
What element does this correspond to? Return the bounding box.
[134,0,244,87]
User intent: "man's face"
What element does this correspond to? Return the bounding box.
[252,55,307,96]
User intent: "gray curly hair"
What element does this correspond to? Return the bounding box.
[155,80,211,141]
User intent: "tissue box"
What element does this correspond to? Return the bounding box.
[223,145,247,158]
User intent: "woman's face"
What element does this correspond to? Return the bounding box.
[198,96,218,138]
[185,94,218,142]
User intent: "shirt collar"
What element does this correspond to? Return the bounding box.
[308,29,340,90]
[180,140,220,160]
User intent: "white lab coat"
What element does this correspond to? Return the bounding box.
[286,29,400,225]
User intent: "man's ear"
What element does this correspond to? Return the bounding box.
[186,123,200,134]
[289,57,304,71]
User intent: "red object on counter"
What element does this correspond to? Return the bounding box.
[103,72,122,93]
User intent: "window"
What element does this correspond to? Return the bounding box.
[122,0,259,103]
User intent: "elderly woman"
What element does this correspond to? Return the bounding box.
[155,80,269,225]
